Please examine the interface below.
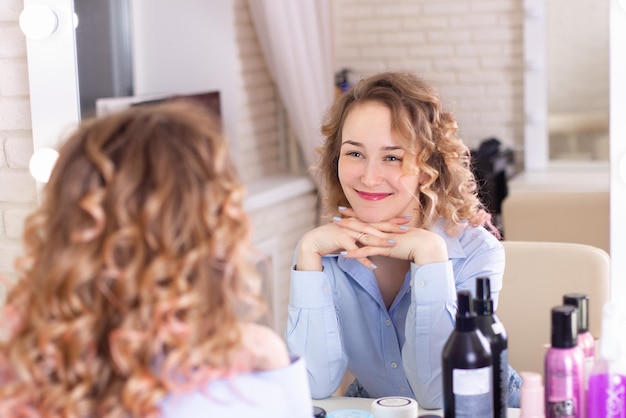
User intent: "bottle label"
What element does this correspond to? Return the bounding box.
[546,371,579,418]
[498,349,509,408]
[453,366,493,417]
[588,373,626,418]
[545,350,583,418]
[491,322,505,335]
[547,398,576,417]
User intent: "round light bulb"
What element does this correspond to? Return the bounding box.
[29,148,59,183]
[19,4,59,40]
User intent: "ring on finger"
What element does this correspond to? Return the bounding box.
[356,232,365,241]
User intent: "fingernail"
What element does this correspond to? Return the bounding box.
[399,225,408,230]
[340,251,348,256]
[338,206,347,211]
[404,216,412,219]
[370,263,378,270]
[388,239,396,244]
[333,216,342,222]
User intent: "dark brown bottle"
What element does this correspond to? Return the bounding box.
[442,290,494,418]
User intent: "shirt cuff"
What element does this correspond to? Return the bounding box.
[410,260,457,303]
[289,267,334,309]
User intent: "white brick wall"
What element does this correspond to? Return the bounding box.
[0,0,37,285]
[333,0,525,151]
[235,0,283,183]
[234,0,319,332]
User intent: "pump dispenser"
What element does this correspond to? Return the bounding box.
[474,277,508,418]
[545,305,584,418]
[443,290,494,418]
[587,302,626,418]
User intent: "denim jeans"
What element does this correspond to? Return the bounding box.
[345,364,522,408]
[507,364,522,408]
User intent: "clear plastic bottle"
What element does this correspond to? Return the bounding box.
[587,302,626,418]
[545,305,585,418]
[443,290,494,418]
[474,277,508,418]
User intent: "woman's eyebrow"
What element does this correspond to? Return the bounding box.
[341,140,403,152]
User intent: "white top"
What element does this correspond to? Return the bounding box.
[159,356,312,417]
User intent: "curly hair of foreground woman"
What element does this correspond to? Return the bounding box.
[0,101,276,417]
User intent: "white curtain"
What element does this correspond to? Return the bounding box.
[246,0,335,171]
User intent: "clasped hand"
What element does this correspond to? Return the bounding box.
[296,207,448,271]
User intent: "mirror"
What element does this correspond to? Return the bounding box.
[547,0,610,163]
[20,0,625,299]
[71,0,239,146]
[74,0,133,120]
[523,0,610,171]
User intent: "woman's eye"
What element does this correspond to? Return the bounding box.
[346,151,362,158]
[385,155,402,162]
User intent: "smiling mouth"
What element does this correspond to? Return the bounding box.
[356,190,391,201]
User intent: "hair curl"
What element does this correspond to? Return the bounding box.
[0,101,263,417]
[316,71,494,235]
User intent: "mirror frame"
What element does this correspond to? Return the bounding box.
[22,0,79,161]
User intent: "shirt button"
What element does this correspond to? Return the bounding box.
[385,319,391,326]
[323,286,330,293]
[390,362,398,369]
[417,280,425,288]
[399,387,407,393]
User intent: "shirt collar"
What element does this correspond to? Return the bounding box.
[430,219,467,259]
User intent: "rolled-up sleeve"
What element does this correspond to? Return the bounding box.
[402,261,456,409]
[285,267,348,399]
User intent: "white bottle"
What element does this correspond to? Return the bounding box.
[587,302,626,418]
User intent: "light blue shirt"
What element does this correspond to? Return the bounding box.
[286,222,504,409]
[159,356,312,417]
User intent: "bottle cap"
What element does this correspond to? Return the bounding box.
[563,293,589,332]
[313,406,327,418]
[474,277,494,315]
[456,291,477,331]
[519,371,545,418]
[551,305,578,348]
[371,397,418,418]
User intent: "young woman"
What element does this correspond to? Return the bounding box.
[0,101,312,417]
[286,71,520,409]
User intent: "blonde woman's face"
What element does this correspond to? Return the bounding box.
[338,102,420,223]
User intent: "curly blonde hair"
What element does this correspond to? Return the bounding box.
[0,101,263,417]
[317,71,494,235]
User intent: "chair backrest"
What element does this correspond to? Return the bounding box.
[496,241,611,376]
[501,191,609,254]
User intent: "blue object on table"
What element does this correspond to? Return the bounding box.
[327,409,374,418]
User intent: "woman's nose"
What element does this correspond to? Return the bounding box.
[360,160,383,186]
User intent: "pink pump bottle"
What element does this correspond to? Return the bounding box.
[545,305,585,418]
